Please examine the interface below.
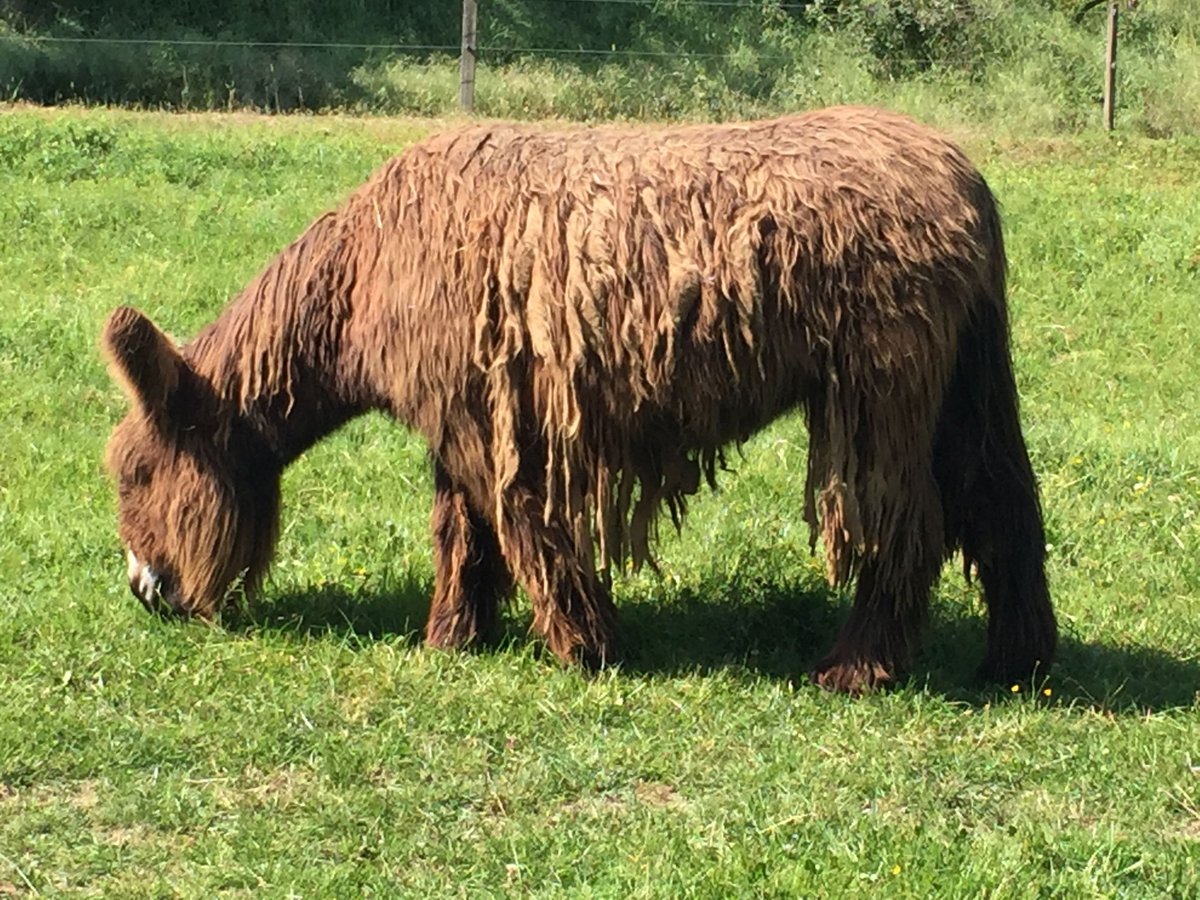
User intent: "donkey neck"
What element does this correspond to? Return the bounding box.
[184,213,369,466]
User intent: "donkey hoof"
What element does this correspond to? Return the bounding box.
[810,656,896,695]
[976,653,1052,687]
[545,629,617,672]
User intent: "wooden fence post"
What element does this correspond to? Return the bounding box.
[1102,2,1118,131]
[460,0,477,114]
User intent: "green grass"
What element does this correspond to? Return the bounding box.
[1,107,1199,896]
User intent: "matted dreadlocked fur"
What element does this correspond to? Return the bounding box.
[103,106,1057,693]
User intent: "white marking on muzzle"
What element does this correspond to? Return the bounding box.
[127,549,160,606]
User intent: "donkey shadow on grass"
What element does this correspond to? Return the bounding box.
[229,573,1200,714]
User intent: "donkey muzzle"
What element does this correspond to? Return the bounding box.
[126,549,182,616]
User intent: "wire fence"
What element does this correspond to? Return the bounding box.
[2,34,797,61]
[0,2,1170,136]
[0,0,814,60]
[4,35,462,52]
[0,2,1117,120]
[0,3,820,116]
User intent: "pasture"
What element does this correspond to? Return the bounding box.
[1,107,1198,895]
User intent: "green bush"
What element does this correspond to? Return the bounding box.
[805,0,1006,78]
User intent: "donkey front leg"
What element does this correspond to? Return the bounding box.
[810,550,941,694]
[494,484,618,668]
[425,465,513,651]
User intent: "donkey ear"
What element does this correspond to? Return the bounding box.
[101,306,184,418]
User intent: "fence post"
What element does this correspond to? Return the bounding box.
[460,0,477,113]
[1102,2,1118,131]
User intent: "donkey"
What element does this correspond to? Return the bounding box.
[102,106,1057,693]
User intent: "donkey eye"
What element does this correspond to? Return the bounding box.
[121,463,153,491]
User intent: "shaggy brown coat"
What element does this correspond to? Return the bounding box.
[103,106,1057,693]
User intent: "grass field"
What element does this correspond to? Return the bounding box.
[1,107,1198,896]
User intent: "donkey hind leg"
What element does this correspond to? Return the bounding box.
[806,350,949,695]
[494,483,618,669]
[933,310,1057,684]
[810,475,945,695]
[935,397,1056,684]
[966,459,1056,685]
[425,465,513,651]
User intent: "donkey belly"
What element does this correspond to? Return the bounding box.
[651,325,816,451]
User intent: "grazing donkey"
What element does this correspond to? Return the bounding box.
[103,106,1056,692]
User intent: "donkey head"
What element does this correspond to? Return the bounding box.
[102,307,281,619]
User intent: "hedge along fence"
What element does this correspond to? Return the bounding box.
[0,0,738,110]
[0,34,458,111]
[2,2,753,111]
[0,1,1197,133]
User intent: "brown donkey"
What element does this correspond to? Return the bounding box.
[102,107,1057,693]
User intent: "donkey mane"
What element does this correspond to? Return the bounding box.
[104,106,1056,693]
[177,211,363,459]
